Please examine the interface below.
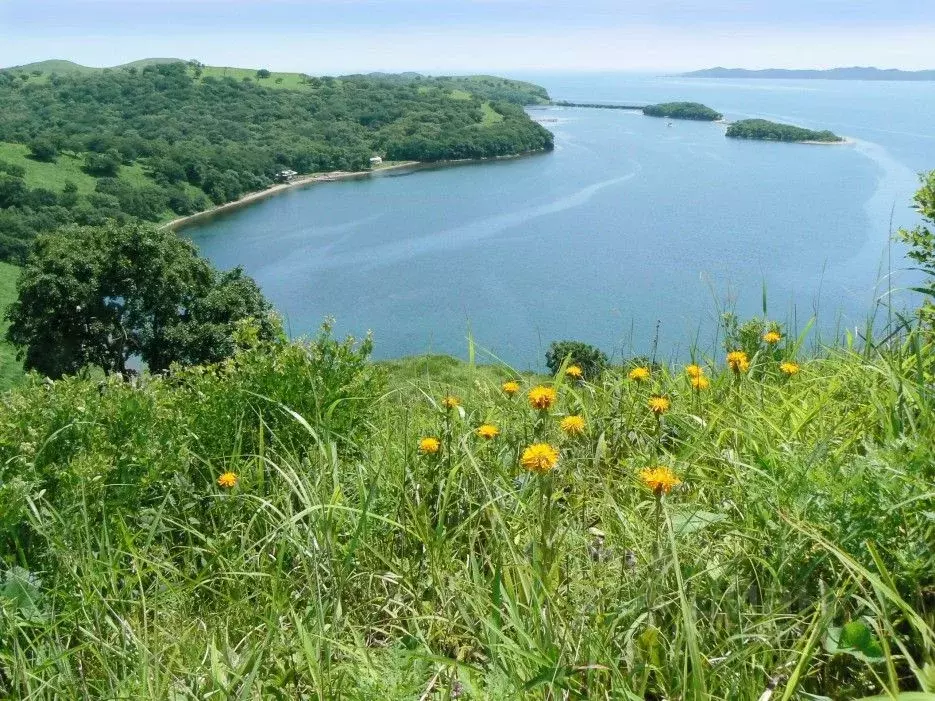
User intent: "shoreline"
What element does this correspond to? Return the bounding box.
[164,149,550,230]
[163,162,420,230]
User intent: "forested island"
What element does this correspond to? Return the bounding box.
[682,66,935,81]
[0,60,553,261]
[642,102,722,120]
[726,119,844,143]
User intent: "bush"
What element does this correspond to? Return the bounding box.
[898,170,935,327]
[27,139,58,162]
[545,339,608,379]
[83,149,122,177]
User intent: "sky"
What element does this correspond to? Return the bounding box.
[1,0,934,74]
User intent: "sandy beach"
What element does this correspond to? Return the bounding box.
[163,161,420,230]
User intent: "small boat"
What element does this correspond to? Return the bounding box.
[667,121,673,127]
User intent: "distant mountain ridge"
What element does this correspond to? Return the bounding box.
[681,66,935,81]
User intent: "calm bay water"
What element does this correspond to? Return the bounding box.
[186,73,935,368]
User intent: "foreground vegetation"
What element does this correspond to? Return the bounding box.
[726,119,844,143]
[642,102,723,121]
[0,315,933,698]
[0,61,552,261]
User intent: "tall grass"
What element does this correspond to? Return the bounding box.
[0,320,933,699]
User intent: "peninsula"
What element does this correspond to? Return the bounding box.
[725,119,844,143]
[0,60,553,261]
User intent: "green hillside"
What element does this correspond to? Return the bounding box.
[0,61,553,261]
[2,57,183,74]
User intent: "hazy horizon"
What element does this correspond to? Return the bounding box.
[2,0,934,75]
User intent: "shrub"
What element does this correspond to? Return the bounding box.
[898,170,935,327]
[545,339,608,379]
[27,139,58,163]
[83,149,122,177]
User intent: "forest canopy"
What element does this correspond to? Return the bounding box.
[0,62,553,261]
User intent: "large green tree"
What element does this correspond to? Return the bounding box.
[5,222,278,377]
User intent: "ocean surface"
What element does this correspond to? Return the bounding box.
[185,73,935,369]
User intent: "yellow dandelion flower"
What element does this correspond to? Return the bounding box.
[520,443,559,473]
[476,424,500,440]
[501,380,521,396]
[639,466,681,496]
[763,330,782,344]
[779,361,800,376]
[685,364,704,378]
[527,385,557,410]
[441,395,460,410]
[727,351,750,374]
[560,415,586,435]
[565,364,583,380]
[690,375,710,390]
[648,395,671,415]
[217,472,238,488]
[419,437,441,454]
[628,366,651,382]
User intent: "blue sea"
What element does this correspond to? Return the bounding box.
[185,73,935,368]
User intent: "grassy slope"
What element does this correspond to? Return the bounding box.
[197,65,311,90]
[0,333,932,698]
[0,262,21,390]
[0,141,154,195]
[480,101,505,125]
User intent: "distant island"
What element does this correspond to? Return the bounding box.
[642,102,722,121]
[681,66,935,81]
[726,119,844,143]
[550,99,844,143]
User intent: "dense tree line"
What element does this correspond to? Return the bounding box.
[642,102,723,121]
[0,63,553,261]
[6,222,277,377]
[725,119,843,142]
